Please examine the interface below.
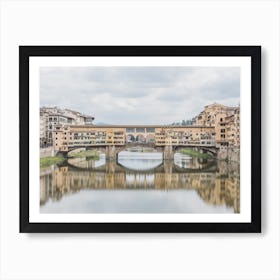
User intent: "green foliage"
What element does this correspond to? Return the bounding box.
[86,156,100,161]
[171,119,193,126]
[180,148,213,159]
[40,156,65,167]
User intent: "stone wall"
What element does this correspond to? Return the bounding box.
[163,145,174,160]
[217,146,240,162]
[40,147,55,158]
[106,146,117,160]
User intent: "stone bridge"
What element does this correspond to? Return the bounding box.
[53,124,221,160]
[65,157,218,174]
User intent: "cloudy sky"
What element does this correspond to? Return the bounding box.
[40,67,240,124]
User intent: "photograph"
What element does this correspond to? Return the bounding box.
[39,66,241,214]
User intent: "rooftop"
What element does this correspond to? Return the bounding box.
[67,124,215,129]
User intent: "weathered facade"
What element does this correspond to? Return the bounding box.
[193,102,240,147]
[54,125,215,149]
[53,125,216,160]
[45,102,240,161]
[40,107,94,147]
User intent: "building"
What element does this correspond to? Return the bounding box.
[42,102,239,152]
[53,125,216,152]
[40,111,47,147]
[40,107,94,147]
[225,107,240,147]
[193,103,240,147]
[62,108,94,125]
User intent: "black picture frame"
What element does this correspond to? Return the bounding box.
[19,46,261,233]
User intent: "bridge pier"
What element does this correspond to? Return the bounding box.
[106,146,118,161]
[217,146,240,162]
[164,160,173,174]
[163,145,174,160]
[106,160,116,173]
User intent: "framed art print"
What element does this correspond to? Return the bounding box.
[19,46,261,233]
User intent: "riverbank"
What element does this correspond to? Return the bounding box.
[180,148,213,159]
[69,149,100,160]
[40,156,65,167]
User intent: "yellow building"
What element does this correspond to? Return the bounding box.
[193,103,240,147]
[52,102,239,152]
[53,125,216,152]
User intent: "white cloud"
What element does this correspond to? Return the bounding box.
[40,67,240,124]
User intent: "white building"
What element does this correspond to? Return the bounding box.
[40,107,94,147]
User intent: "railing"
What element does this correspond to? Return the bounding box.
[65,141,216,148]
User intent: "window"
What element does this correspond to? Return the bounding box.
[146,127,155,133]
[126,128,135,133]
[220,118,223,122]
[136,128,145,133]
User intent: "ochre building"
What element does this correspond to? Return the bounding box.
[53,125,216,152]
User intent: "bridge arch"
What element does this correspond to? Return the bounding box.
[65,147,106,157]
[199,147,218,157]
[117,160,163,172]
[174,146,218,157]
[65,159,217,173]
[135,134,146,143]
[126,134,135,143]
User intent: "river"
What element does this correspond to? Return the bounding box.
[40,151,240,213]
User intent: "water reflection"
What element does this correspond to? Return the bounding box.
[118,151,162,170]
[40,152,240,213]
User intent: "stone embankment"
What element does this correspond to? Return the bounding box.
[40,147,55,158]
[217,147,240,162]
